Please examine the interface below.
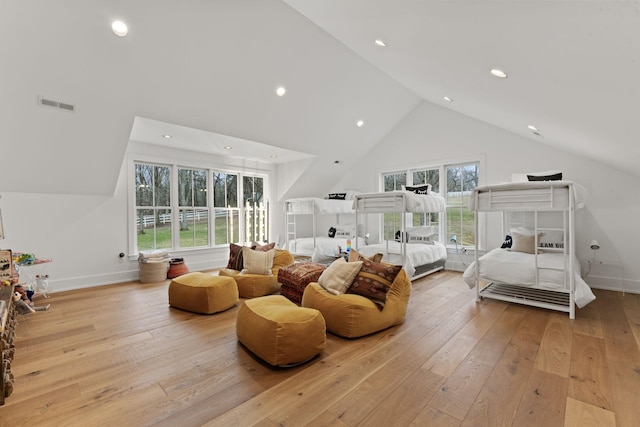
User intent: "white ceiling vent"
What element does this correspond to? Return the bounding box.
[38,97,76,112]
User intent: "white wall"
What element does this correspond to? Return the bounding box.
[333,101,640,293]
[2,101,637,294]
[0,142,277,292]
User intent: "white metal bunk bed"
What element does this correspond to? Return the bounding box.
[353,191,447,280]
[464,180,595,319]
[284,197,363,257]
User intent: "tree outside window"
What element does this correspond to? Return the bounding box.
[382,171,406,240]
[243,176,267,244]
[178,168,209,248]
[446,163,478,246]
[213,172,239,245]
[135,163,172,251]
[412,168,440,240]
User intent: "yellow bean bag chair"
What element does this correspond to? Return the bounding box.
[301,268,411,338]
[219,249,294,298]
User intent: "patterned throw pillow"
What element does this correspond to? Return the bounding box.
[347,259,402,310]
[226,243,245,271]
[348,248,383,263]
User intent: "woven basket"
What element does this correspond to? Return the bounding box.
[139,260,169,283]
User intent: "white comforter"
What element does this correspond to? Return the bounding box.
[463,248,595,308]
[356,241,447,277]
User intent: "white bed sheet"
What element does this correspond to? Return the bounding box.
[355,241,447,277]
[463,248,595,308]
[287,236,366,257]
[354,191,445,213]
[285,198,355,214]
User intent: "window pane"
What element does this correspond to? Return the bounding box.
[383,172,405,192]
[136,208,172,251]
[214,208,239,245]
[135,164,153,206]
[446,162,478,246]
[179,209,209,248]
[179,168,207,208]
[178,169,193,207]
[243,176,267,243]
[154,166,171,207]
[194,169,207,207]
[226,174,238,208]
[382,171,407,240]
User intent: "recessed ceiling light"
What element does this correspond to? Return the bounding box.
[443,96,453,102]
[527,125,539,132]
[490,68,508,78]
[275,86,286,97]
[356,120,364,128]
[224,146,232,150]
[374,39,387,47]
[270,155,278,159]
[162,134,172,139]
[111,20,128,37]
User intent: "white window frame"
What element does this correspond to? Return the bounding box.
[378,155,485,250]
[128,157,270,256]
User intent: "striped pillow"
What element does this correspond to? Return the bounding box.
[241,247,275,276]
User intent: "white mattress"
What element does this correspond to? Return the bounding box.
[355,241,447,278]
[287,236,366,257]
[463,248,595,308]
[354,191,445,213]
[285,198,355,214]
[470,181,587,211]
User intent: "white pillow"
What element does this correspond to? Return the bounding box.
[511,231,543,254]
[241,247,275,275]
[318,258,363,295]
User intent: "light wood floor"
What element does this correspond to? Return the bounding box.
[1,270,639,427]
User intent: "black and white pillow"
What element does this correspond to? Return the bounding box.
[403,184,431,195]
[501,235,512,249]
[327,193,347,200]
[526,170,563,181]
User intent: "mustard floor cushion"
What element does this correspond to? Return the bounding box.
[301,268,411,338]
[168,272,239,314]
[236,295,326,367]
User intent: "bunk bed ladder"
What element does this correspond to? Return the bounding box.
[285,205,297,253]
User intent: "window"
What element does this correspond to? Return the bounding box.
[243,176,267,244]
[135,163,172,251]
[178,168,208,248]
[445,163,478,246]
[380,160,479,247]
[212,172,239,245]
[133,162,268,253]
[411,167,440,240]
[381,171,407,240]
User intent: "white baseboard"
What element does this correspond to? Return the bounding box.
[45,259,228,293]
[586,275,640,295]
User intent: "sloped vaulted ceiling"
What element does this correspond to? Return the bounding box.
[0,0,419,197]
[284,0,640,178]
[3,0,639,198]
